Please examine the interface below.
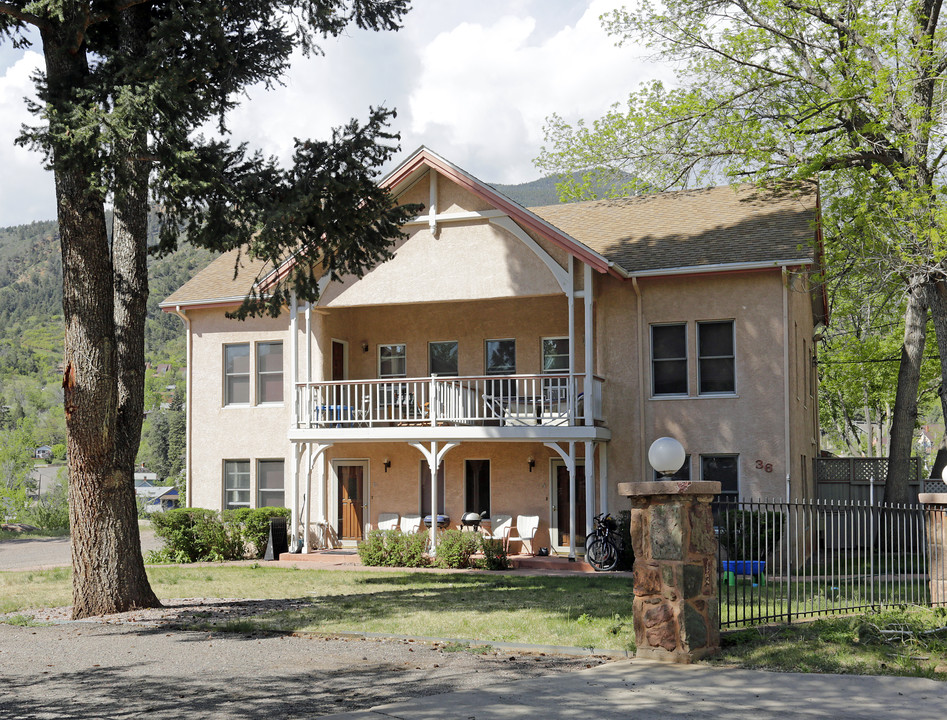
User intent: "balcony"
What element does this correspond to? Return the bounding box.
[292,374,603,437]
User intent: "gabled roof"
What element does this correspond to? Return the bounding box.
[161,148,822,309]
[383,146,621,276]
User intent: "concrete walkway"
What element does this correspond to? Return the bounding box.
[326,659,947,720]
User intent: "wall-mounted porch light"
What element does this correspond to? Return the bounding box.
[361,342,369,353]
[383,458,391,473]
[527,456,535,472]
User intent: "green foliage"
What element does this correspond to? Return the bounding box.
[225,507,292,559]
[24,475,69,532]
[433,529,480,570]
[478,537,510,570]
[357,528,429,568]
[0,419,38,520]
[149,508,244,563]
[615,510,634,571]
[717,510,783,561]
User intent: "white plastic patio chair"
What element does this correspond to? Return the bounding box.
[488,514,513,549]
[377,512,399,531]
[507,515,539,555]
[399,515,422,534]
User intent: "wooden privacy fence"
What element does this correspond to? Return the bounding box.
[815,457,923,504]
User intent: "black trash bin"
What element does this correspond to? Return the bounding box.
[263,517,288,561]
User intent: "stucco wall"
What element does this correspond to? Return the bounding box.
[186,307,292,511]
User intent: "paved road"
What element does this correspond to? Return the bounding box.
[1,622,945,719]
[0,528,162,571]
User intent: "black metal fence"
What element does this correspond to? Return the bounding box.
[717,498,939,629]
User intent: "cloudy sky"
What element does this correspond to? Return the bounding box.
[0,0,667,227]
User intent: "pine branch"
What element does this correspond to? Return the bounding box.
[0,2,50,29]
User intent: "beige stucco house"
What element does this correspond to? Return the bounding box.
[161,147,826,558]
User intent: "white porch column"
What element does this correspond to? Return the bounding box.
[291,444,304,551]
[304,443,332,552]
[583,263,594,426]
[599,442,608,516]
[545,441,578,560]
[410,441,459,550]
[585,440,595,536]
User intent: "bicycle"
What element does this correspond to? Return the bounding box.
[585,513,620,571]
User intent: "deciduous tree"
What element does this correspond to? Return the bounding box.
[538,0,947,502]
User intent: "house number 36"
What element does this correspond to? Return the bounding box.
[755,460,773,473]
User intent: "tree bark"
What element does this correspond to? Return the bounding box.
[109,4,160,611]
[885,283,928,505]
[924,278,947,481]
[41,12,158,618]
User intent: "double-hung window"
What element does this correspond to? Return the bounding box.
[485,339,516,397]
[698,321,735,394]
[224,460,251,509]
[702,455,739,512]
[379,344,407,378]
[257,460,285,507]
[541,338,569,373]
[224,344,250,405]
[256,342,283,404]
[651,324,687,396]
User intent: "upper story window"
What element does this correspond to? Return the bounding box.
[379,344,407,378]
[542,338,569,373]
[224,344,251,405]
[651,324,687,396]
[429,341,458,376]
[698,321,735,394]
[257,342,284,404]
[485,339,516,375]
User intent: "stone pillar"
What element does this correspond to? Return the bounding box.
[618,480,721,663]
[919,493,947,607]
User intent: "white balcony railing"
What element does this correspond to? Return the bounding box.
[294,374,603,430]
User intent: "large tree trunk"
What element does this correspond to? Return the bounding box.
[885,283,928,505]
[924,278,947,479]
[109,5,160,610]
[41,16,158,618]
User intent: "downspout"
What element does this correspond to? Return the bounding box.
[783,268,792,501]
[632,278,646,482]
[171,306,193,507]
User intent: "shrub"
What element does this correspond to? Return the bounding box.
[24,479,69,532]
[150,508,245,562]
[479,536,509,570]
[433,529,479,569]
[227,507,291,558]
[357,528,429,568]
[616,510,635,571]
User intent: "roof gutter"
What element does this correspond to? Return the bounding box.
[627,258,813,279]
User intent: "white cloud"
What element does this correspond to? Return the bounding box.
[0,1,668,226]
[0,50,56,226]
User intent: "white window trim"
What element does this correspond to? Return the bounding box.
[378,343,407,378]
[223,459,251,510]
[223,343,251,407]
[541,336,569,374]
[650,323,688,397]
[257,458,285,508]
[256,341,284,405]
[697,320,736,396]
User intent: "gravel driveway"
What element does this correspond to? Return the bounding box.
[0,622,603,719]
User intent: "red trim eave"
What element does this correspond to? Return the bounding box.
[384,148,619,277]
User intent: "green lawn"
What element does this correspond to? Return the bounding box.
[0,565,637,651]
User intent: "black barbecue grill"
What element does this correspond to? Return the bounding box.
[461,511,486,531]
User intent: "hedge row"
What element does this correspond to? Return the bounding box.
[357,528,509,570]
[148,506,291,563]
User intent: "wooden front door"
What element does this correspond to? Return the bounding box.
[332,341,346,381]
[554,463,586,547]
[337,464,364,540]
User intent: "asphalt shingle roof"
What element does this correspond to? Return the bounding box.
[529,183,818,275]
